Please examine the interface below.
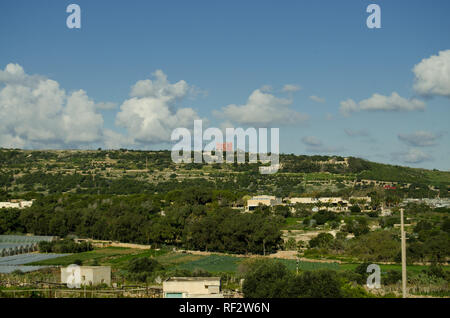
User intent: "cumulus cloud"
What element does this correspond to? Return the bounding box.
[413,50,450,97]
[214,88,308,126]
[392,148,432,164]
[339,92,425,116]
[103,129,134,149]
[115,70,203,144]
[0,63,105,148]
[398,130,442,147]
[309,95,325,103]
[0,63,44,86]
[301,136,344,154]
[130,69,190,100]
[281,84,301,93]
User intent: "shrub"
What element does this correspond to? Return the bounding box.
[127,257,163,283]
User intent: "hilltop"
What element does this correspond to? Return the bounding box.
[0,149,449,200]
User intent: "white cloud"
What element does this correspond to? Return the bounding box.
[214,88,308,126]
[340,92,425,116]
[0,63,105,148]
[115,70,202,144]
[398,130,442,147]
[130,69,190,99]
[309,95,325,103]
[392,148,432,164]
[0,63,43,86]
[103,129,134,149]
[281,84,301,93]
[413,50,450,97]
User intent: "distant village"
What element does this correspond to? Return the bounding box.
[245,194,450,214]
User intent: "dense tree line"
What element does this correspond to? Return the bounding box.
[0,190,282,255]
[38,239,93,253]
[241,259,370,298]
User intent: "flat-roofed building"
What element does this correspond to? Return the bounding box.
[289,197,317,204]
[61,266,111,287]
[246,195,282,211]
[288,197,349,212]
[163,277,223,298]
[0,200,34,209]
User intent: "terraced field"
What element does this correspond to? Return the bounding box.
[27,247,439,276]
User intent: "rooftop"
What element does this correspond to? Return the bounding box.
[165,277,221,282]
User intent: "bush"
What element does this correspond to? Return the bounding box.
[242,259,291,298]
[384,270,401,285]
[242,259,344,298]
[309,233,334,249]
[286,270,343,298]
[350,205,361,213]
[313,210,337,225]
[423,263,448,280]
[284,238,297,250]
[127,257,163,283]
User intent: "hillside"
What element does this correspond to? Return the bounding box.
[0,149,449,199]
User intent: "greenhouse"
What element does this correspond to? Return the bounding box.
[0,235,55,244]
[0,235,55,257]
[0,243,38,257]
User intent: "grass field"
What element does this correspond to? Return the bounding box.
[176,254,242,272]
[282,217,303,230]
[29,247,440,276]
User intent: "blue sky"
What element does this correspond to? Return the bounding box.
[0,0,449,170]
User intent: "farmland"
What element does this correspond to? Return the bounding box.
[28,246,435,275]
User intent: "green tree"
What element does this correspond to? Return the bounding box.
[242,259,292,298]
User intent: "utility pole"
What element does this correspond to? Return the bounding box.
[400,208,407,298]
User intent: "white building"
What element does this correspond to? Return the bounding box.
[61,266,111,287]
[246,195,282,211]
[0,200,34,209]
[289,197,317,205]
[163,277,223,298]
[289,197,348,209]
